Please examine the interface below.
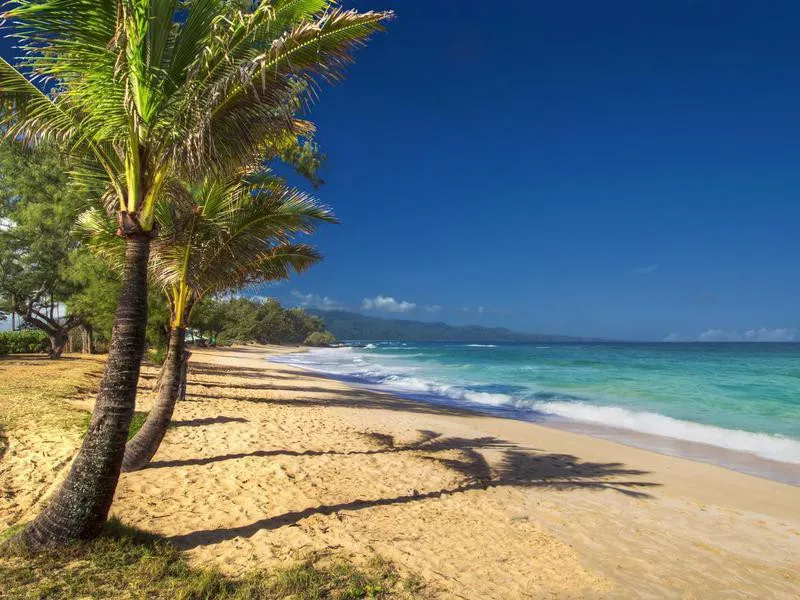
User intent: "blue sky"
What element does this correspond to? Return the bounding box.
[267,0,800,341]
[3,1,800,341]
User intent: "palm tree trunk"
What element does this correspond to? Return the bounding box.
[121,327,186,472]
[7,235,151,550]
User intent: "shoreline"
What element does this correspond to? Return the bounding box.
[271,348,800,487]
[99,346,800,596]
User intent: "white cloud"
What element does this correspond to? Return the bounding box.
[226,292,272,303]
[634,264,659,275]
[362,295,417,313]
[743,328,797,342]
[477,306,485,314]
[663,333,683,342]
[292,291,342,311]
[425,305,442,313]
[696,329,743,342]
[695,328,797,342]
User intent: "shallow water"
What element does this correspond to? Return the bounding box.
[273,342,800,481]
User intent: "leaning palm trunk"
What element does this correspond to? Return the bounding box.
[9,236,150,549]
[121,327,187,472]
[1,0,390,549]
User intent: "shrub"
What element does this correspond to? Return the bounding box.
[0,330,49,355]
[147,346,168,366]
[303,331,337,347]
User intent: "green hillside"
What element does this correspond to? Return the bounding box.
[309,310,593,342]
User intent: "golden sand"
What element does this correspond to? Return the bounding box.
[3,347,799,598]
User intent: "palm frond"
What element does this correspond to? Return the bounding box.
[1,0,390,232]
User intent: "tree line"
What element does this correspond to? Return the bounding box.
[0,0,391,552]
[0,142,337,355]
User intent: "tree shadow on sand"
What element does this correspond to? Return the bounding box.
[147,431,513,469]
[165,430,659,550]
[189,362,298,381]
[169,415,249,428]
[182,388,476,417]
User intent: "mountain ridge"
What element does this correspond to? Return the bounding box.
[308,310,597,342]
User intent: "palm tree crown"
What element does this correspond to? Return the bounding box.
[0,0,392,232]
[80,169,336,325]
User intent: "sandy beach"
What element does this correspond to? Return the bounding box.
[4,346,800,599]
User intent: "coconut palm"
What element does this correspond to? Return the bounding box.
[81,171,335,470]
[0,0,391,549]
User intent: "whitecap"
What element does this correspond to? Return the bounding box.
[532,401,800,464]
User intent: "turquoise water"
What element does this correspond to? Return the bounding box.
[275,342,800,466]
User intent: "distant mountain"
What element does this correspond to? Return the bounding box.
[308,310,594,343]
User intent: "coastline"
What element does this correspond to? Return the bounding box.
[104,345,799,598]
[272,346,800,487]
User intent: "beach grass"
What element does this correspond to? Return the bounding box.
[0,519,421,599]
[0,354,104,434]
[80,409,149,441]
[0,354,147,442]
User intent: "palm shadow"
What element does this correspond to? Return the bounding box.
[147,431,512,469]
[182,389,477,417]
[166,430,658,550]
[189,362,298,381]
[170,415,249,428]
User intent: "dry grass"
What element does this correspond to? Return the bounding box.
[0,354,105,433]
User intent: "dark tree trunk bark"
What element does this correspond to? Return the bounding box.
[121,327,186,472]
[48,330,68,359]
[6,236,151,550]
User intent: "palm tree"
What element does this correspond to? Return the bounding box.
[0,0,391,549]
[81,171,336,471]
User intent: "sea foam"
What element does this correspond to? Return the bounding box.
[531,401,800,464]
[274,346,800,466]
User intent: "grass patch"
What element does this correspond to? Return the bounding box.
[79,410,149,441]
[128,411,148,440]
[0,519,426,599]
[0,354,105,435]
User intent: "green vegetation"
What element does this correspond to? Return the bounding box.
[0,519,423,599]
[0,140,177,356]
[304,330,338,347]
[128,412,149,441]
[0,141,91,357]
[0,355,104,434]
[312,310,593,343]
[0,330,49,355]
[80,411,148,442]
[194,297,336,346]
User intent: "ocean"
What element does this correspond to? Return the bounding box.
[273,342,800,483]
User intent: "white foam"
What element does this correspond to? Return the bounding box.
[381,375,512,406]
[273,347,800,466]
[533,401,800,464]
[465,344,497,348]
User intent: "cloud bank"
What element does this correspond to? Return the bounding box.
[291,291,342,311]
[665,328,797,342]
[362,295,417,313]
